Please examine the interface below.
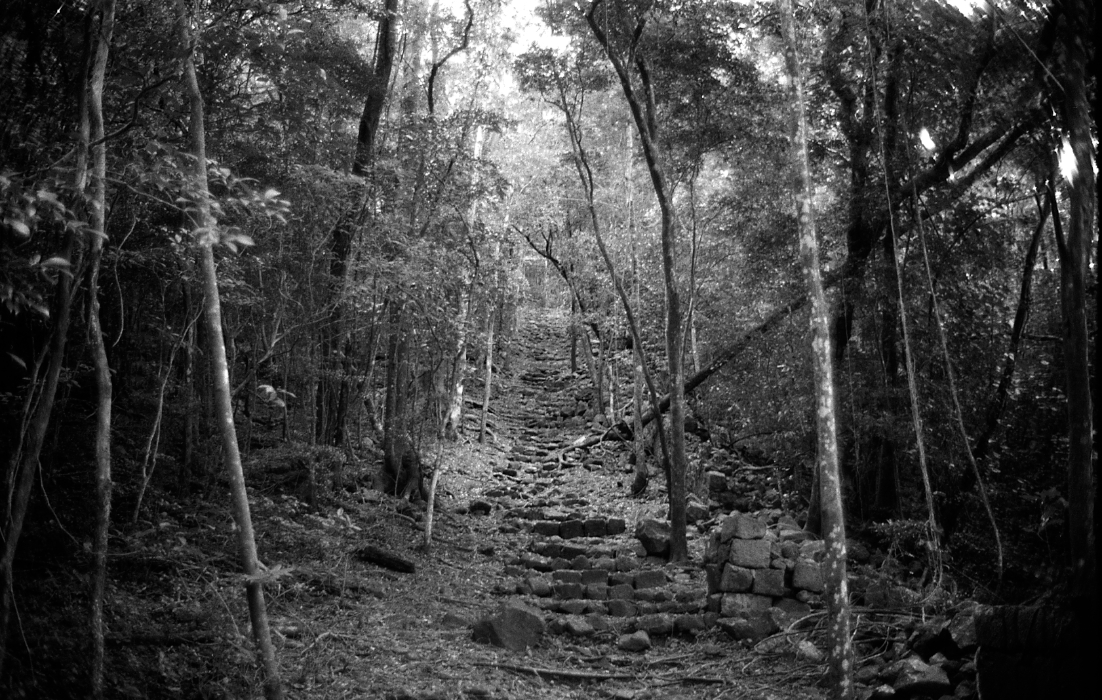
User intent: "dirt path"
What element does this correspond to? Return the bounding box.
[13,304,823,699]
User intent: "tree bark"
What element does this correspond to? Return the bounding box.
[86,2,116,696]
[174,2,282,696]
[1053,0,1096,673]
[778,2,854,696]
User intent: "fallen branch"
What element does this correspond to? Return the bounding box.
[474,661,636,682]
[352,544,416,573]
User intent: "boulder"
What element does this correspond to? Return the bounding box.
[886,657,950,698]
[634,519,671,557]
[617,630,651,652]
[792,559,823,593]
[947,603,981,652]
[471,603,545,651]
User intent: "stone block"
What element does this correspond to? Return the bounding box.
[585,602,608,615]
[583,518,607,537]
[609,583,635,600]
[607,599,638,617]
[552,570,582,584]
[560,543,588,559]
[526,577,552,597]
[635,614,674,636]
[617,629,650,651]
[752,568,785,597]
[718,612,779,642]
[606,517,627,535]
[581,569,608,585]
[609,572,634,586]
[720,593,772,618]
[592,556,616,571]
[635,519,671,557]
[559,599,587,615]
[792,559,823,593]
[729,538,771,569]
[585,584,609,600]
[559,520,585,539]
[532,521,561,537]
[550,557,572,571]
[633,569,667,589]
[705,563,722,594]
[720,563,754,593]
[553,583,584,600]
[674,614,707,635]
[564,618,594,637]
[615,554,640,571]
[571,555,590,570]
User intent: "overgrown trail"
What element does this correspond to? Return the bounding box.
[8,304,824,700]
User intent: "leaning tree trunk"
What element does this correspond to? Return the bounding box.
[86,1,116,696]
[174,2,282,697]
[779,1,854,697]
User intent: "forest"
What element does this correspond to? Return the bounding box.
[0,0,1096,698]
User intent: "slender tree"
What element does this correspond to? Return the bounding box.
[85,1,117,696]
[174,1,282,696]
[778,1,854,696]
[584,0,689,562]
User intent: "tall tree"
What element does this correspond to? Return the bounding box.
[174,1,282,696]
[778,1,854,696]
[584,0,689,562]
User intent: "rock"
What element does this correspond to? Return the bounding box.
[751,568,785,597]
[633,569,667,589]
[886,657,951,698]
[720,593,772,618]
[440,612,471,629]
[685,498,710,524]
[634,519,671,556]
[729,538,771,569]
[526,577,553,597]
[674,614,706,635]
[580,569,608,585]
[618,630,651,652]
[947,603,981,652]
[720,563,754,593]
[635,614,674,636]
[552,570,583,584]
[606,517,627,535]
[796,640,825,663]
[869,684,896,699]
[771,598,812,626]
[559,519,585,539]
[585,584,608,600]
[583,518,607,537]
[564,618,594,636]
[706,471,727,492]
[609,583,634,600]
[720,512,768,541]
[531,521,560,537]
[469,500,493,515]
[718,613,778,642]
[553,583,584,600]
[792,559,823,593]
[471,603,545,651]
[607,600,638,617]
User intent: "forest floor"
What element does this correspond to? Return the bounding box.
[8,305,954,700]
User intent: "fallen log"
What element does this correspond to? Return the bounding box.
[352,544,416,573]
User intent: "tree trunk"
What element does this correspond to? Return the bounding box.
[778,2,854,696]
[479,306,495,444]
[86,2,116,696]
[585,1,688,563]
[174,2,282,696]
[1053,0,1096,670]
[0,18,92,676]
